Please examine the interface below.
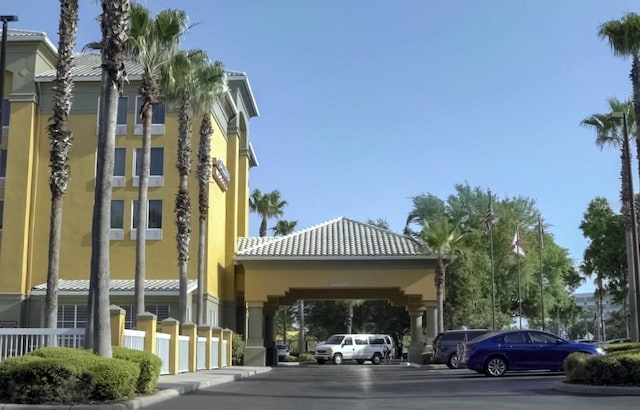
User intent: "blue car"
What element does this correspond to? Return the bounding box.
[460,329,606,377]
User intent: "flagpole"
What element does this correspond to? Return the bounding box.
[488,190,496,330]
[538,213,545,330]
[516,225,523,329]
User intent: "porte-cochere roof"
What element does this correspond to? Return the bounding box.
[236,217,434,259]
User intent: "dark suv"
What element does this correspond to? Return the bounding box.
[432,329,489,368]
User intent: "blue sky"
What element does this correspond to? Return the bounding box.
[7,1,640,294]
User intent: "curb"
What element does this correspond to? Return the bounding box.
[554,381,640,396]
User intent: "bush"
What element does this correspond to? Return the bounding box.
[0,355,45,401]
[113,346,162,394]
[603,343,640,354]
[232,333,245,365]
[2,357,93,404]
[298,353,315,363]
[28,346,95,359]
[87,357,139,401]
[564,352,589,383]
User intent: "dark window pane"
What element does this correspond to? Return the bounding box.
[132,200,139,229]
[148,200,162,228]
[0,149,6,178]
[135,97,165,125]
[2,99,9,127]
[136,148,163,176]
[114,148,125,176]
[117,96,128,125]
[110,200,124,229]
[0,201,3,229]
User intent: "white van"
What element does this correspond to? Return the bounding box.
[314,334,395,365]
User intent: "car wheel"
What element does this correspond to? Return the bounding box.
[447,353,459,369]
[332,354,343,365]
[484,356,507,377]
[356,360,365,364]
[316,359,325,364]
[371,353,382,365]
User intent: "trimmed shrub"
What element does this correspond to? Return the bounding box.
[113,346,162,394]
[28,346,95,359]
[87,358,139,401]
[298,353,315,363]
[232,333,245,365]
[0,355,44,401]
[603,342,640,354]
[564,352,589,383]
[3,358,93,404]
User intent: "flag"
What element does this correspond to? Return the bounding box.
[511,228,525,257]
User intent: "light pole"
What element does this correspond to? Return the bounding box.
[0,16,18,138]
[612,111,640,342]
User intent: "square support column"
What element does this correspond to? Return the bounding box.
[136,312,157,354]
[244,303,265,366]
[182,323,197,372]
[110,305,126,347]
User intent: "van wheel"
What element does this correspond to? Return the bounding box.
[447,353,459,369]
[356,360,365,364]
[371,353,382,365]
[332,354,343,365]
[316,359,325,364]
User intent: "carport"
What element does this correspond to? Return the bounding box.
[235,217,440,365]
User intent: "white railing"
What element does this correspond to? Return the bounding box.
[177,335,190,373]
[211,337,219,369]
[123,329,145,351]
[155,332,170,375]
[0,328,84,361]
[222,339,228,367]
[196,337,206,370]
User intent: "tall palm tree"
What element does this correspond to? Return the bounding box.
[581,97,638,340]
[194,61,224,326]
[249,189,287,237]
[600,14,640,180]
[420,216,465,334]
[45,0,79,334]
[128,4,187,321]
[163,49,224,325]
[86,0,130,357]
[271,219,299,348]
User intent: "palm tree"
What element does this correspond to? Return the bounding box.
[86,0,130,357]
[163,49,224,325]
[194,61,225,326]
[581,97,638,340]
[128,4,187,321]
[420,216,465,334]
[45,0,79,334]
[271,220,297,236]
[249,189,287,237]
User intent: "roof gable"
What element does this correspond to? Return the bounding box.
[236,217,432,259]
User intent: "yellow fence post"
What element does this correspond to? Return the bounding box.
[136,312,157,355]
[109,305,125,348]
[160,318,180,375]
[198,325,212,369]
[182,323,197,372]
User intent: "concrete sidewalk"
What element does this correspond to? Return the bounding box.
[0,366,272,410]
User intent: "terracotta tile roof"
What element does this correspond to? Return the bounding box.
[236,217,432,259]
[31,279,197,295]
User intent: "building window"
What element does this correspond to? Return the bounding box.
[131,199,162,240]
[113,147,126,187]
[110,199,124,240]
[58,305,87,328]
[122,305,170,329]
[97,96,128,135]
[0,149,6,188]
[134,147,164,186]
[1,99,9,138]
[134,96,165,135]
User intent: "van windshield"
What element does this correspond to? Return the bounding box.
[326,335,345,344]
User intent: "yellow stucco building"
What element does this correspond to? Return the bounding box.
[0,29,441,365]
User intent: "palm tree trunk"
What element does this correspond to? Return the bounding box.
[176,100,193,325]
[196,113,213,326]
[621,136,639,341]
[629,55,640,341]
[134,74,157,322]
[435,260,445,334]
[347,301,354,334]
[45,0,78,333]
[87,0,129,357]
[260,216,268,237]
[298,300,305,353]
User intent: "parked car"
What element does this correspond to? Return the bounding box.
[314,334,395,365]
[277,344,289,361]
[432,329,489,368]
[603,338,631,344]
[459,329,606,377]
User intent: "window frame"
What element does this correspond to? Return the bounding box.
[134,96,166,135]
[133,147,164,187]
[131,199,163,240]
[110,199,124,240]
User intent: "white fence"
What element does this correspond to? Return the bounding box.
[0,328,84,360]
[156,332,171,375]
[178,335,189,373]
[211,336,219,369]
[196,337,206,370]
[123,329,145,351]
[222,339,228,367]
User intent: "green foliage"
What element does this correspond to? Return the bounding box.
[232,333,245,365]
[0,357,92,404]
[87,358,139,401]
[564,352,590,383]
[603,342,640,354]
[298,353,315,363]
[113,346,162,394]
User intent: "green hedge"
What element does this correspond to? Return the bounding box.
[232,333,245,365]
[113,346,162,394]
[565,350,640,386]
[87,357,139,401]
